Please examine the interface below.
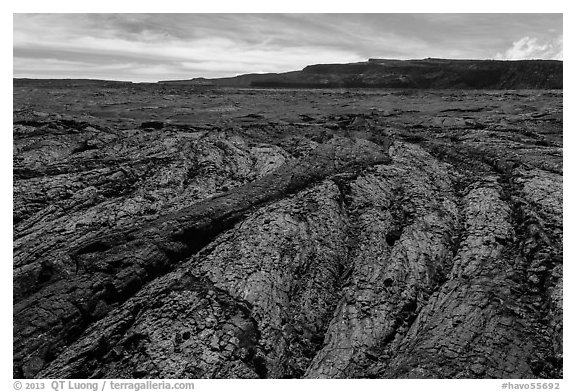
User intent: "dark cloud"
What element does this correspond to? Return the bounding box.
[13,13,563,82]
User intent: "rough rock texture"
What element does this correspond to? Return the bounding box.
[14,83,562,379]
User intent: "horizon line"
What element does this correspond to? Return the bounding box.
[13,57,564,84]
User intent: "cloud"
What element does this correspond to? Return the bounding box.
[495,35,563,60]
[13,14,563,81]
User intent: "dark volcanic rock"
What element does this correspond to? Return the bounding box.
[13,83,562,379]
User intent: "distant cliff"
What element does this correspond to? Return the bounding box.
[160,58,562,89]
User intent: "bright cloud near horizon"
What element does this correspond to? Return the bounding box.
[13,13,563,82]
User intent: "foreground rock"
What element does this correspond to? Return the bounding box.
[13,85,562,378]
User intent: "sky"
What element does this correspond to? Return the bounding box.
[13,13,563,82]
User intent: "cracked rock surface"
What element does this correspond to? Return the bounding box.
[14,83,562,378]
